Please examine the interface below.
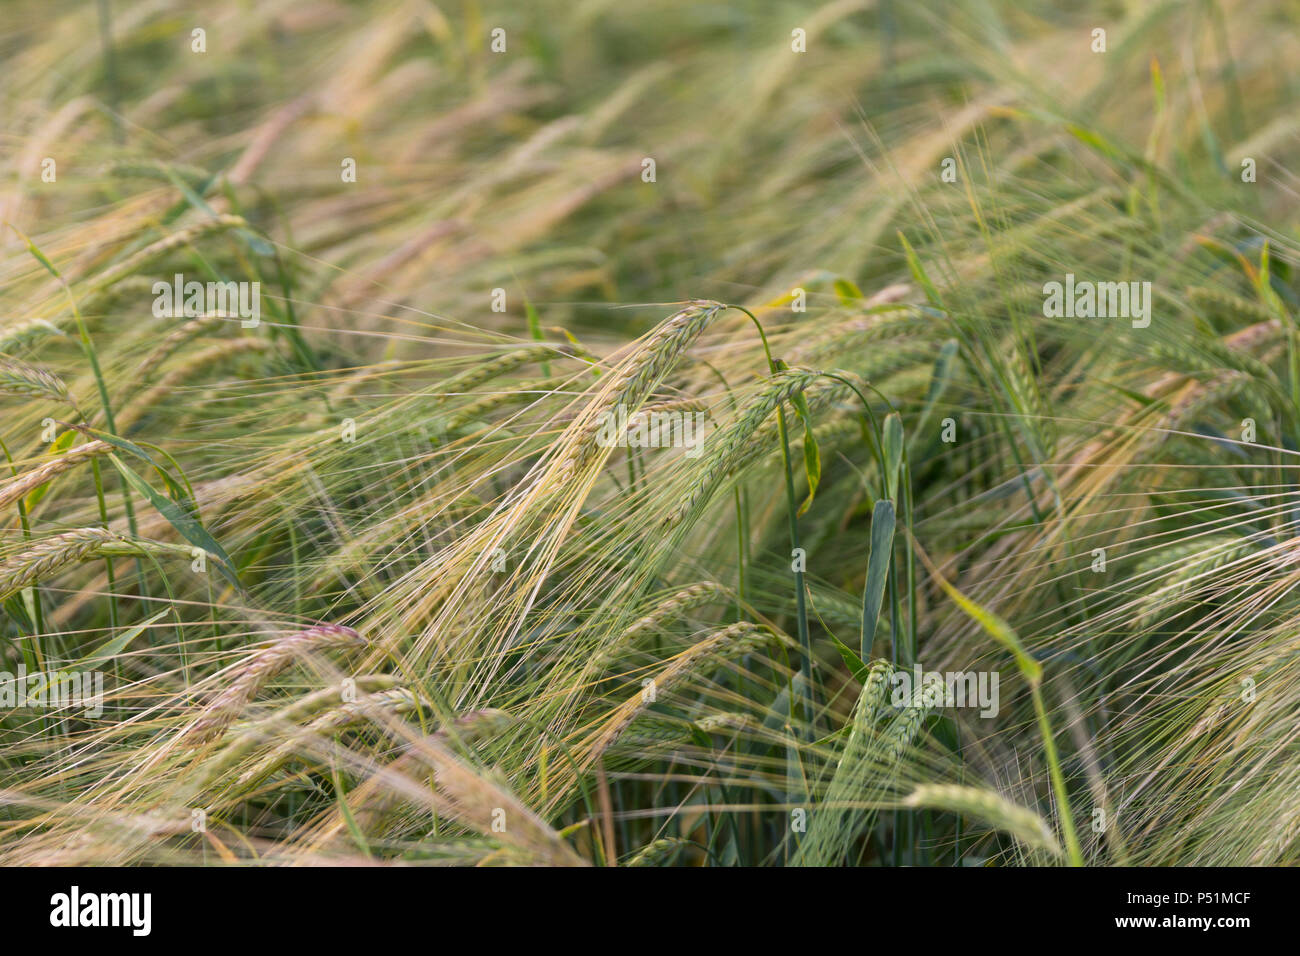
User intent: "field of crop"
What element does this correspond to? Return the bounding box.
[1,0,1297,867]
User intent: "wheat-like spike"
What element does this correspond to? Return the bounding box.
[599,582,730,662]
[86,215,249,294]
[317,721,582,866]
[1134,535,1258,628]
[324,360,404,404]
[0,357,73,405]
[436,345,575,400]
[1131,534,1237,578]
[750,412,865,482]
[78,275,160,317]
[1249,801,1300,865]
[101,159,213,186]
[625,836,691,866]
[554,302,725,474]
[1187,286,1279,325]
[236,700,516,789]
[787,304,931,362]
[607,301,724,411]
[340,708,519,826]
[305,686,423,732]
[821,659,895,785]
[1150,336,1276,385]
[442,375,571,428]
[590,582,733,689]
[232,688,424,787]
[1003,337,1056,456]
[130,312,238,388]
[432,706,518,745]
[587,621,782,763]
[610,716,702,751]
[669,368,822,524]
[0,527,191,599]
[903,784,1063,857]
[0,440,112,510]
[845,659,895,748]
[1158,371,1254,432]
[400,733,587,866]
[0,318,64,353]
[190,675,405,786]
[183,624,368,747]
[792,660,908,867]
[728,376,857,473]
[641,396,711,417]
[117,338,273,431]
[573,395,711,431]
[882,690,931,762]
[693,712,759,734]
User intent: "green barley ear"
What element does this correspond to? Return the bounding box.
[231,688,425,788]
[0,527,193,600]
[670,368,822,525]
[904,784,1063,859]
[591,581,730,673]
[86,215,249,294]
[845,659,895,749]
[129,311,238,389]
[101,158,212,187]
[116,338,274,430]
[0,440,113,510]
[0,357,73,406]
[435,345,575,400]
[183,624,368,748]
[0,318,64,353]
[625,837,691,866]
[586,622,783,764]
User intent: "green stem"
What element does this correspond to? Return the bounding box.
[1031,683,1084,866]
[726,303,816,735]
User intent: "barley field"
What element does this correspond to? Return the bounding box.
[0,0,1297,868]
